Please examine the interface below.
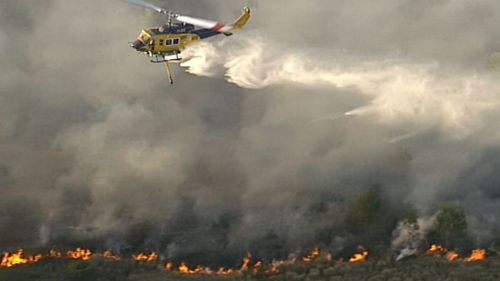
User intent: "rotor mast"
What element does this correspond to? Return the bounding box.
[167,11,174,28]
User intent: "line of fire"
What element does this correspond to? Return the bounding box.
[1,245,488,275]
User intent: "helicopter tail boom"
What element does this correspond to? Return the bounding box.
[175,7,250,35]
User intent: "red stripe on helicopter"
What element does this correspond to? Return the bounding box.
[211,23,225,32]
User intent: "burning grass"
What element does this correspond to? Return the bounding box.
[0,249,42,268]
[425,244,487,262]
[0,246,497,281]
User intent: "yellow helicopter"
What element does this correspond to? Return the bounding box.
[128,0,251,84]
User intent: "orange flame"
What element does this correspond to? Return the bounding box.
[1,250,42,268]
[426,245,487,262]
[189,265,210,274]
[132,252,158,262]
[178,262,189,273]
[190,265,206,274]
[240,253,251,271]
[216,267,235,275]
[102,250,120,261]
[302,247,320,262]
[4,245,488,275]
[265,261,281,274]
[446,251,459,261]
[178,262,210,274]
[427,244,446,255]
[348,248,368,263]
[251,260,263,274]
[67,248,92,261]
[266,266,278,274]
[464,249,486,262]
[164,262,173,271]
[28,254,43,263]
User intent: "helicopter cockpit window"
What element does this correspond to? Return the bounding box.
[142,39,151,45]
[165,39,172,46]
[173,38,180,45]
[139,34,151,45]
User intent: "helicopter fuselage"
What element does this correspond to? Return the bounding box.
[131,23,222,62]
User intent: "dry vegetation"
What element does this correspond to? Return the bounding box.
[0,254,498,281]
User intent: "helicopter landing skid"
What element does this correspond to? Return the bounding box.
[150,53,182,63]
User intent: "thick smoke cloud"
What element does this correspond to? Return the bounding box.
[0,0,499,263]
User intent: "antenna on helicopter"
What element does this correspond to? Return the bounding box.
[167,11,174,27]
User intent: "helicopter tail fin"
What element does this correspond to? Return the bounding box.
[225,7,251,35]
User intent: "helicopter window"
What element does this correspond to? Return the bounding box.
[159,39,164,45]
[165,39,172,46]
[173,38,180,45]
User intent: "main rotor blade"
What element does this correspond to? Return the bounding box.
[127,0,167,14]
[175,15,233,33]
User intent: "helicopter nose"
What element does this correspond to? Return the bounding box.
[131,40,146,51]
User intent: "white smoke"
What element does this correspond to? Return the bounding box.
[182,33,500,139]
[392,216,436,261]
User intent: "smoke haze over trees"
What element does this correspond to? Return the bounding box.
[0,0,499,264]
